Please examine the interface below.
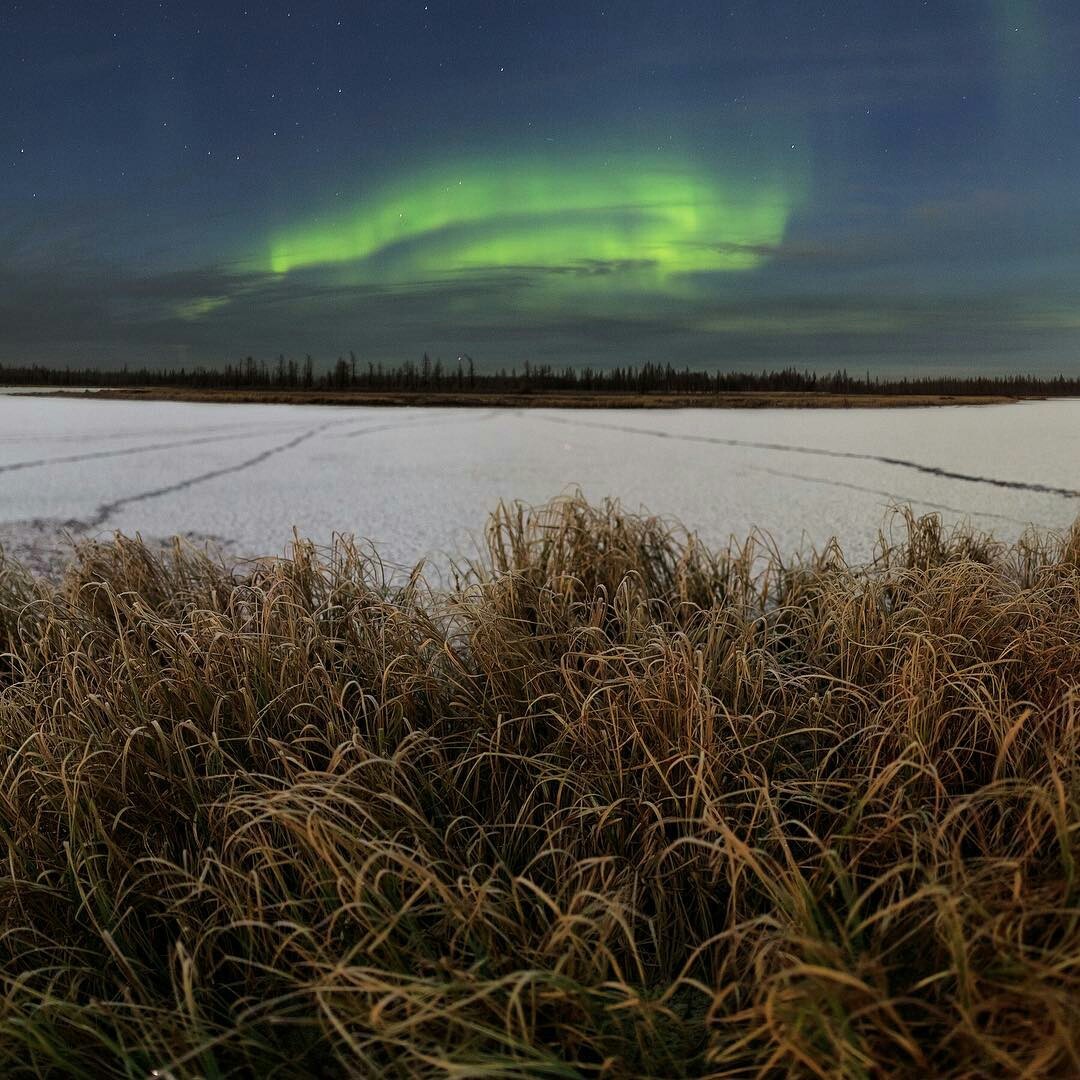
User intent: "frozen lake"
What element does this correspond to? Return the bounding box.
[1,394,1078,569]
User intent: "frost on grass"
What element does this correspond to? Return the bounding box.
[0,495,1079,1076]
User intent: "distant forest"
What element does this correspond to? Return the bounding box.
[2,354,1080,397]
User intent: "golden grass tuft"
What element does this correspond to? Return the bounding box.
[1,494,1080,1076]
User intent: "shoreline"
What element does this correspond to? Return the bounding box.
[0,518,240,581]
[4,494,1080,1075]
[12,386,1029,409]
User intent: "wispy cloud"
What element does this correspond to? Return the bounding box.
[2,243,1077,377]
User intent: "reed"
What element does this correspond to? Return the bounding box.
[1,494,1078,1076]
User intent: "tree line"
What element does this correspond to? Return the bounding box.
[2,354,1080,397]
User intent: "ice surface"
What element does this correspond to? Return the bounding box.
[1,394,1077,569]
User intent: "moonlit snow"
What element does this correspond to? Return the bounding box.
[1,394,1077,572]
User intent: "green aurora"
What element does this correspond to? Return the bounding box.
[9,2,1080,374]
[265,155,800,294]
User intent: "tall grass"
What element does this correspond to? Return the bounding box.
[1,495,1079,1076]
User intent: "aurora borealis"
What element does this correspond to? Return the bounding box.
[3,1,1080,373]
[266,156,798,282]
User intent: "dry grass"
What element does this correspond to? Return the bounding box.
[1,494,1080,1077]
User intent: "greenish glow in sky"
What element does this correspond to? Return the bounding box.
[176,295,231,321]
[266,155,797,289]
[10,2,1080,373]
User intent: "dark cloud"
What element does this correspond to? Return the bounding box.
[1,242,1075,378]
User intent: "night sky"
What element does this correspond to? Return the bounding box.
[3,1,1079,374]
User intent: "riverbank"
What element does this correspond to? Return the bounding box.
[1,494,1078,1075]
[0,517,237,580]
[25,386,1024,408]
